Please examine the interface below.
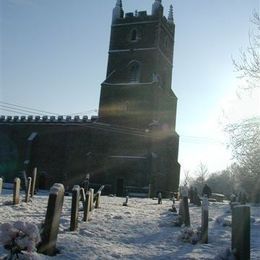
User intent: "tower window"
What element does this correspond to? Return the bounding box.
[131,29,137,41]
[128,61,140,83]
[129,28,141,42]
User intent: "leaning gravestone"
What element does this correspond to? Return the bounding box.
[37,183,65,256]
[70,185,80,231]
[95,191,101,208]
[25,177,32,203]
[0,177,3,194]
[83,191,91,222]
[13,178,21,205]
[31,167,37,197]
[80,187,86,208]
[89,188,94,211]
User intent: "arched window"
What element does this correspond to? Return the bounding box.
[128,61,140,82]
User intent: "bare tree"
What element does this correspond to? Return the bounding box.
[225,117,260,202]
[191,163,209,194]
[233,11,260,89]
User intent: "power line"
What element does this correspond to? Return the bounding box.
[0,104,48,116]
[0,101,59,116]
[0,108,28,115]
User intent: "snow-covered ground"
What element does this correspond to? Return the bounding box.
[0,189,259,259]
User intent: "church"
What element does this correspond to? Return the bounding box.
[0,0,180,196]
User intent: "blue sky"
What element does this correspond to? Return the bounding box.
[1,0,259,179]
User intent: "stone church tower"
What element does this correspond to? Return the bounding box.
[98,0,180,195]
[99,0,177,132]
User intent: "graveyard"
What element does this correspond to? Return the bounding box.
[0,179,259,259]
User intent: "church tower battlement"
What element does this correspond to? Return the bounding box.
[99,0,178,131]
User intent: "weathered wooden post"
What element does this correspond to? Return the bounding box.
[0,177,3,194]
[13,177,21,205]
[37,183,65,256]
[232,205,250,260]
[182,186,190,226]
[201,196,209,243]
[95,191,101,208]
[70,185,80,231]
[83,191,91,222]
[25,177,32,203]
[31,167,37,197]
[89,188,94,211]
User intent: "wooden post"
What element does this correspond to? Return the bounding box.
[13,178,21,205]
[201,196,209,243]
[232,205,250,260]
[89,188,94,211]
[38,183,64,256]
[95,191,101,208]
[83,191,91,222]
[31,167,37,197]
[70,185,80,231]
[181,186,190,226]
[25,177,32,203]
[0,177,3,194]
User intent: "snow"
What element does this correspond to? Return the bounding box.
[0,188,259,259]
[50,184,64,195]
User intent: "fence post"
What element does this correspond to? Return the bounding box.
[201,196,209,243]
[25,177,32,203]
[13,178,21,205]
[232,205,250,260]
[70,185,80,231]
[37,183,65,256]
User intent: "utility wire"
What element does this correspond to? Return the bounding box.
[0,105,48,116]
[0,108,28,115]
[0,101,59,116]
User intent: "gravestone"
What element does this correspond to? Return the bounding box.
[22,170,28,192]
[158,192,162,204]
[181,186,190,226]
[38,183,65,256]
[13,178,21,205]
[232,205,250,260]
[201,196,209,243]
[25,177,32,203]
[31,167,37,197]
[83,191,91,222]
[70,185,80,231]
[89,188,94,211]
[95,191,101,208]
[0,177,3,194]
[80,187,86,208]
[123,196,129,206]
